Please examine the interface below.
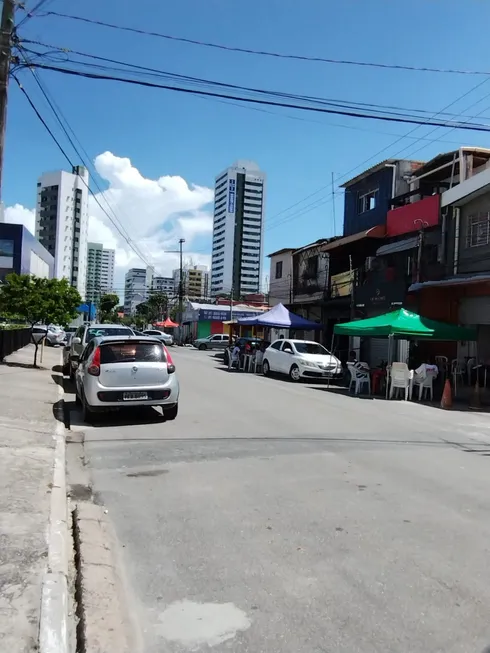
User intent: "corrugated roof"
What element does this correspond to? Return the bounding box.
[267,247,295,258]
[340,159,424,188]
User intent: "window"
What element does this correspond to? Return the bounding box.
[281,341,294,353]
[270,341,282,350]
[466,212,490,248]
[358,189,378,214]
[293,342,328,355]
[275,260,283,279]
[100,342,166,364]
[305,255,319,278]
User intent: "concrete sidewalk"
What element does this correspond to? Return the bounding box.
[0,344,65,652]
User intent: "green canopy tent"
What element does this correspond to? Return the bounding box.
[333,309,476,398]
[333,308,476,341]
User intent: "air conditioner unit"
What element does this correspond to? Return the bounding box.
[365,256,376,271]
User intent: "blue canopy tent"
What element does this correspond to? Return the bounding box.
[236,303,322,329]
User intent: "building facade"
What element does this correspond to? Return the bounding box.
[173,264,209,298]
[0,223,54,282]
[124,267,147,315]
[211,160,266,298]
[86,243,115,303]
[101,248,115,294]
[152,276,174,295]
[35,166,89,297]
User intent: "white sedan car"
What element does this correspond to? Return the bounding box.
[262,339,342,382]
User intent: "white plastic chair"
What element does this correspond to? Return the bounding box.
[348,364,371,395]
[389,362,413,401]
[254,350,264,374]
[228,348,240,371]
[451,359,465,397]
[413,370,437,401]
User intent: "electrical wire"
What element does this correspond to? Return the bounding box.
[34,10,490,77]
[20,39,490,122]
[11,72,169,276]
[23,62,490,132]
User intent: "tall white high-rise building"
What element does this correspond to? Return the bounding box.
[210,160,265,297]
[86,243,115,303]
[101,247,115,293]
[35,165,89,297]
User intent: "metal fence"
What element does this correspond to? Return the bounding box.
[0,328,31,361]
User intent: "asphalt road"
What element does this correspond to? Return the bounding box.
[70,347,490,653]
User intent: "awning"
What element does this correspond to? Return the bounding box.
[333,308,476,341]
[237,303,322,329]
[377,236,418,256]
[320,225,385,253]
[409,273,490,293]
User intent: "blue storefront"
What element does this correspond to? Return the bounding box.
[0,223,54,281]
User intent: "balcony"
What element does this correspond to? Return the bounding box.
[387,194,440,237]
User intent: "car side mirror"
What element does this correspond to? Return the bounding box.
[72,337,81,345]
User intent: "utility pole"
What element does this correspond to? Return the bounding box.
[0,0,15,202]
[414,219,429,284]
[178,237,185,344]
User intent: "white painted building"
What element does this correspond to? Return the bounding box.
[152,276,174,295]
[101,247,115,293]
[86,243,115,302]
[211,161,266,297]
[124,267,147,315]
[35,166,89,297]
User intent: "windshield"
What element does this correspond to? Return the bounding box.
[100,341,166,364]
[294,342,330,356]
[86,327,133,342]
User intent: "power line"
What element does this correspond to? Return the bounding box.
[11,71,166,275]
[24,62,490,133]
[265,76,490,233]
[34,10,490,77]
[20,39,490,122]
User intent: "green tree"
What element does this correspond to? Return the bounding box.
[98,293,120,323]
[0,274,82,367]
[146,292,168,322]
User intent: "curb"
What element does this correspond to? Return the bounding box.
[39,357,70,653]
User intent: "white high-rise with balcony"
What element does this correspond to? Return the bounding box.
[210,160,265,297]
[35,166,89,297]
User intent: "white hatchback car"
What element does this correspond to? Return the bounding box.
[262,339,342,382]
[75,335,179,423]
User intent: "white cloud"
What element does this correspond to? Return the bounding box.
[4,203,35,234]
[88,151,213,277]
[5,153,214,290]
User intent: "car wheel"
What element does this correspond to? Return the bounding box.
[199,344,207,351]
[81,392,94,424]
[163,404,178,421]
[289,364,301,382]
[263,359,271,377]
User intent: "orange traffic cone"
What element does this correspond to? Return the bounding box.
[469,379,481,410]
[441,378,452,409]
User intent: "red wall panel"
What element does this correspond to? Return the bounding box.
[387,195,440,237]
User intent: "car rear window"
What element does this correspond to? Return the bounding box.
[100,341,166,364]
[86,327,132,342]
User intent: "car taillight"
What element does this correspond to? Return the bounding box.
[164,346,175,374]
[88,347,101,376]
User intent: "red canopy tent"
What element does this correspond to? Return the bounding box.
[155,318,179,328]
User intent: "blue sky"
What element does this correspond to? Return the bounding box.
[6,0,490,285]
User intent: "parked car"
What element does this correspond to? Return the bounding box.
[223,337,263,366]
[64,326,77,345]
[66,323,134,377]
[32,325,66,346]
[75,335,179,423]
[262,339,343,382]
[193,333,229,351]
[142,329,174,346]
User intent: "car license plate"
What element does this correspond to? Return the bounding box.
[123,391,148,401]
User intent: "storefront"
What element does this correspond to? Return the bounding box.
[181,302,264,341]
